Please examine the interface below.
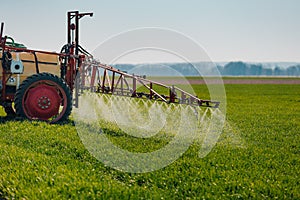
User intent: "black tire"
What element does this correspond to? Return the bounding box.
[14,73,72,123]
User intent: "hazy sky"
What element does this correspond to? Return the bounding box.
[1,0,299,63]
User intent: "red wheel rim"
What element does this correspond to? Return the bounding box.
[22,80,68,123]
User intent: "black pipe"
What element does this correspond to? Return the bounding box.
[32,52,39,73]
[0,23,4,40]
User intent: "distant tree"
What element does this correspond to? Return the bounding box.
[297,65,300,76]
[223,61,247,76]
[113,62,300,77]
[274,66,285,76]
[286,65,300,76]
[249,64,262,76]
[262,68,273,76]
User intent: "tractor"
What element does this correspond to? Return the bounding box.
[0,11,93,123]
[0,11,219,124]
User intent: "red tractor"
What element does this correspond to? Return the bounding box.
[0,11,93,123]
[0,11,219,123]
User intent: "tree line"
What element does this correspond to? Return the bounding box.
[114,62,300,76]
[218,61,300,76]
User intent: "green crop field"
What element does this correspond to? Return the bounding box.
[0,82,299,199]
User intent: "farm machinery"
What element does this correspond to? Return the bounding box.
[0,11,219,123]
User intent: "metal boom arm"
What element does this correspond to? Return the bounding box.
[78,59,220,108]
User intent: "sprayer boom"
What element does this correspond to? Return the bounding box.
[78,59,220,108]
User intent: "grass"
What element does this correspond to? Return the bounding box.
[0,82,299,199]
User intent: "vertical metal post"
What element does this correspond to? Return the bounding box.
[74,73,79,107]
[169,85,176,103]
[111,71,115,93]
[132,77,136,97]
[81,64,85,91]
[90,65,97,91]
[149,82,153,99]
[121,75,124,95]
[67,12,70,44]
[102,69,106,93]
[75,11,79,56]
[0,23,4,41]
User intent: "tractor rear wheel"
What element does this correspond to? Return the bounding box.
[14,73,72,123]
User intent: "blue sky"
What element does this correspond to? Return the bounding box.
[1,0,300,63]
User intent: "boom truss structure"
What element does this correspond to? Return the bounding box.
[77,59,220,108]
